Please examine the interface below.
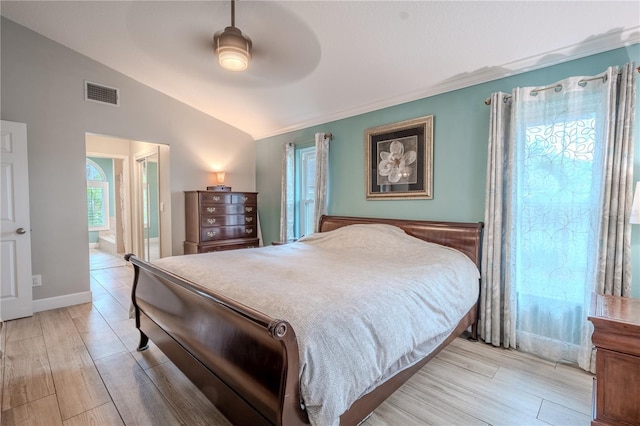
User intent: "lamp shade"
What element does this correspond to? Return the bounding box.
[216,171,226,185]
[630,182,640,224]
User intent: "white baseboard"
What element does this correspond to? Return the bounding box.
[32,291,93,313]
[89,243,99,248]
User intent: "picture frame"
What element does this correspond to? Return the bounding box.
[365,115,433,200]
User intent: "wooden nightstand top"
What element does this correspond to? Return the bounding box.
[588,293,640,358]
[589,293,640,326]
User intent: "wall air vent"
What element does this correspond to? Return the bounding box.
[84,81,119,106]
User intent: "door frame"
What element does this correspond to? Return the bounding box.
[133,148,161,261]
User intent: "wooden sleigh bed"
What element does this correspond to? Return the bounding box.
[126,215,483,425]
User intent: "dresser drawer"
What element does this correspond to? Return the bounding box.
[199,239,260,253]
[199,192,258,205]
[200,214,257,227]
[199,192,232,204]
[200,204,238,215]
[184,238,260,254]
[201,225,257,241]
[232,193,257,204]
[200,204,256,215]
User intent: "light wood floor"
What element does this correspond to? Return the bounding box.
[1,254,594,425]
[89,248,127,270]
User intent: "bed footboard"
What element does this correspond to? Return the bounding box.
[126,254,308,426]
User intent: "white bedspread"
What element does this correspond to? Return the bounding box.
[153,224,479,425]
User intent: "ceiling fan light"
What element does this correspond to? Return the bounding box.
[214,26,252,72]
[218,47,249,71]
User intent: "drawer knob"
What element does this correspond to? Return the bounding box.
[245,207,253,212]
[246,217,253,223]
[245,228,253,234]
[207,207,216,213]
[207,218,216,224]
[242,196,248,202]
[207,230,216,237]
[213,196,221,201]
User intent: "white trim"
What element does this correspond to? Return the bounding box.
[89,242,99,248]
[254,27,640,140]
[32,291,93,313]
[134,148,161,261]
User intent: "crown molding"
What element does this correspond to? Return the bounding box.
[255,27,640,140]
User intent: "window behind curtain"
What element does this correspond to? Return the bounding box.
[512,90,604,361]
[296,146,316,238]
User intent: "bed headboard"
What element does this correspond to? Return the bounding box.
[318,215,484,268]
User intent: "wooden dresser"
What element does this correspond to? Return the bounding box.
[588,293,640,426]
[184,191,259,254]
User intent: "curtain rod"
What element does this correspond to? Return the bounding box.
[484,66,640,105]
[287,133,333,145]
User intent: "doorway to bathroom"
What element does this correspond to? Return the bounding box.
[86,133,171,270]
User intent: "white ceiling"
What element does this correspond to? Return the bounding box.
[2,1,639,139]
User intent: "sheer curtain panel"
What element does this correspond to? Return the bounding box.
[279,143,295,243]
[313,133,330,233]
[481,63,636,371]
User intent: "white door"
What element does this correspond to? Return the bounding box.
[0,120,33,321]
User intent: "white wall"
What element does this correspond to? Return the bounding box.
[1,18,256,303]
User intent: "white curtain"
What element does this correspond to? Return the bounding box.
[578,63,636,370]
[481,63,635,371]
[279,143,295,243]
[480,91,515,349]
[595,63,636,297]
[313,132,330,233]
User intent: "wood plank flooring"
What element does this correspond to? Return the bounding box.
[0,252,594,425]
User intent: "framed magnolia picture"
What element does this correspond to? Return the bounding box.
[365,115,433,200]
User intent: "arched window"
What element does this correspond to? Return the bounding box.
[86,159,110,231]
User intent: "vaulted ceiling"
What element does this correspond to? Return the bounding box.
[2,1,639,139]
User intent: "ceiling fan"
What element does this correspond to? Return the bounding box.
[213,0,252,72]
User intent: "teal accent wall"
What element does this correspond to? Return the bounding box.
[256,45,640,297]
[87,156,114,244]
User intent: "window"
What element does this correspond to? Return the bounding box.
[86,159,110,231]
[297,146,316,238]
[512,91,605,359]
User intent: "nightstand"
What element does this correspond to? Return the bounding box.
[588,293,640,425]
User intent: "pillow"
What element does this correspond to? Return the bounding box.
[296,223,428,252]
